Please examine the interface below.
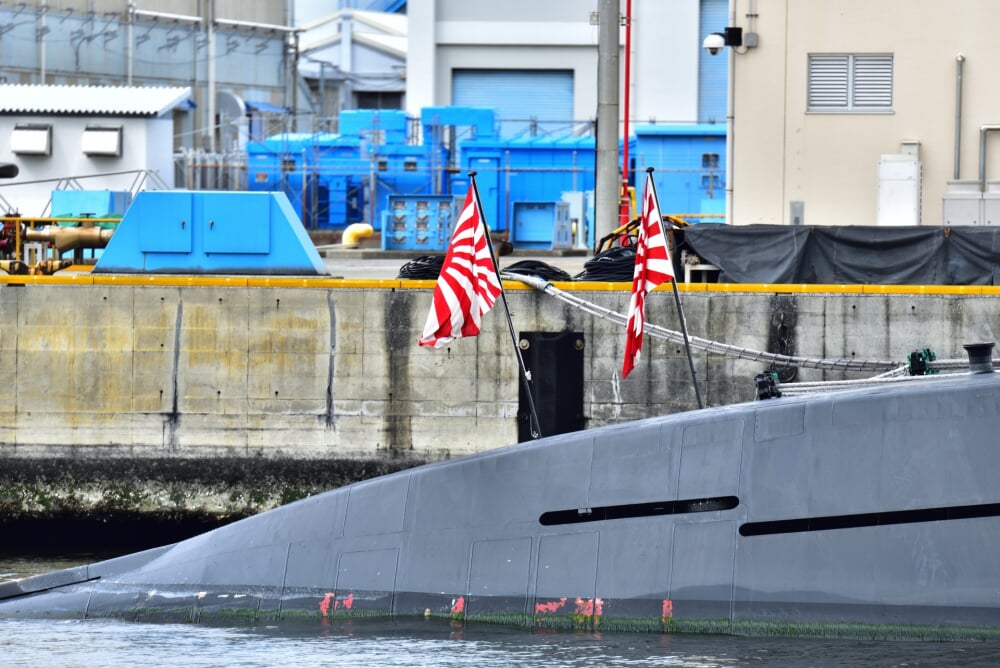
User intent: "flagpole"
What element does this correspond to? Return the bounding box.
[668,273,703,409]
[647,168,703,409]
[468,171,544,439]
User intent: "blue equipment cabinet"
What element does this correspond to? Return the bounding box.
[633,123,727,221]
[457,133,610,234]
[381,194,456,252]
[511,201,572,249]
[94,191,327,275]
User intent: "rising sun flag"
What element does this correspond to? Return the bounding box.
[418,185,503,348]
[622,171,675,378]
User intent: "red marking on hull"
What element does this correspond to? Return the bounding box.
[319,592,336,617]
[534,597,567,615]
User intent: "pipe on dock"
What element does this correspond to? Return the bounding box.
[341,223,373,248]
[954,54,965,180]
[23,226,114,253]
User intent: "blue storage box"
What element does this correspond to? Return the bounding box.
[381,195,456,251]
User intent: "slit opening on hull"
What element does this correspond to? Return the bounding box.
[539,496,740,526]
[739,501,1000,536]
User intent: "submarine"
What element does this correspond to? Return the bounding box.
[2,345,999,639]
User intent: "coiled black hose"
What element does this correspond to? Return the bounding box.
[573,246,637,281]
[397,255,446,279]
[501,260,573,282]
[400,250,638,282]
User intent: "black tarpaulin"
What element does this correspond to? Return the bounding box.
[679,225,1000,285]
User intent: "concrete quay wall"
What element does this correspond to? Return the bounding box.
[0,277,997,525]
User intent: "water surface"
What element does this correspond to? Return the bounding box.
[2,552,999,667]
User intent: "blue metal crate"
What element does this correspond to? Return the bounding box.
[381,195,456,251]
[511,201,572,249]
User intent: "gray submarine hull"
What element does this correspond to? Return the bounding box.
[3,372,1000,637]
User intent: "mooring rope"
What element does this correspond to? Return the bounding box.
[775,370,979,396]
[505,272,903,372]
[504,272,982,386]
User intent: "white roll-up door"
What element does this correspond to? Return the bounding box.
[452,70,574,138]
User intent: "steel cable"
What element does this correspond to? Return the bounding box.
[505,272,905,373]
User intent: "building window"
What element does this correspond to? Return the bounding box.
[807,54,893,112]
[355,91,403,111]
[11,123,52,156]
[702,153,720,169]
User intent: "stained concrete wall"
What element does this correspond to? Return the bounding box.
[1,279,998,525]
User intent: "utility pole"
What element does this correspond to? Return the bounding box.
[207,0,217,152]
[595,0,620,250]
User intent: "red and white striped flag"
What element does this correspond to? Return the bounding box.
[418,185,502,348]
[622,171,674,378]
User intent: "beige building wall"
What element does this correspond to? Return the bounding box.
[732,0,1000,227]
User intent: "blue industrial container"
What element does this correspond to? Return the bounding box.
[246,133,317,224]
[368,143,438,221]
[249,132,369,229]
[511,201,572,249]
[94,191,327,275]
[421,106,497,144]
[312,132,366,228]
[455,148,503,231]
[325,111,448,231]
[50,190,131,225]
[456,133,623,236]
[239,108,720,241]
[246,137,286,192]
[633,123,727,222]
[339,109,409,146]
[381,194,456,252]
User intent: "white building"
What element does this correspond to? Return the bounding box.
[0,84,192,216]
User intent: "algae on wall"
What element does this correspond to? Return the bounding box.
[0,456,423,544]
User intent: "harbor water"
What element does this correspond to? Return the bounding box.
[2,552,1000,667]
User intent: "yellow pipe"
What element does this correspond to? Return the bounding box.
[341,223,374,248]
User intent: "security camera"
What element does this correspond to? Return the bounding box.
[703,33,726,56]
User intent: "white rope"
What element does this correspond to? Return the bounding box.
[506,272,899,372]
[505,272,995,396]
[776,370,973,396]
